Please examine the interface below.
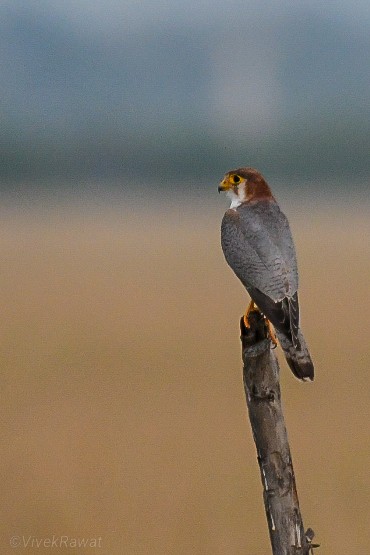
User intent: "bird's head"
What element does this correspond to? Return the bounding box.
[218,167,274,207]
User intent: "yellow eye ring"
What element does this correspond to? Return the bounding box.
[232,175,241,184]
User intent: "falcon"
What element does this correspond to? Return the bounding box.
[218,167,314,381]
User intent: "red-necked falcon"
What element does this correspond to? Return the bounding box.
[218,167,314,381]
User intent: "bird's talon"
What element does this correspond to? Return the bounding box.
[243,314,251,329]
[265,318,278,348]
[243,299,256,329]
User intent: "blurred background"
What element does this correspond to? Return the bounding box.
[1,1,369,553]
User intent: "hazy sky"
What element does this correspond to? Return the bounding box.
[1,0,369,180]
[2,0,370,33]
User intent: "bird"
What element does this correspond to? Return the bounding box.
[218,167,314,381]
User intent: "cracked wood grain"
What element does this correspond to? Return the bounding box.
[240,310,318,555]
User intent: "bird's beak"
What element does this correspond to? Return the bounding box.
[218,179,230,193]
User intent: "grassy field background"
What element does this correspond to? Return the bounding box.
[0,190,369,553]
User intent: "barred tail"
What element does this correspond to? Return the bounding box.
[276,329,314,381]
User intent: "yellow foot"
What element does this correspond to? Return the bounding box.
[266,319,278,348]
[243,299,257,328]
[243,301,278,348]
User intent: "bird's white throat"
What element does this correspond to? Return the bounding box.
[227,189,242,209]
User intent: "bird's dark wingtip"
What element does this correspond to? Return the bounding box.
[286,357,314,382]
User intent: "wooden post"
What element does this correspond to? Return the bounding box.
[240,310,318,555]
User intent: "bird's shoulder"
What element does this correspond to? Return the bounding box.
[222,199,288,234]
[240,199,292,239]
[237,198,286,222]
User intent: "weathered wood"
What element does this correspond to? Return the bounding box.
[240,310,317,555]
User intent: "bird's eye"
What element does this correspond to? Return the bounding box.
[233,175,241,184]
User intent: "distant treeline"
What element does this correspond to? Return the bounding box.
[0,115,369,185]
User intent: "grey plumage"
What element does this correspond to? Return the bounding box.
[221,199,314,381]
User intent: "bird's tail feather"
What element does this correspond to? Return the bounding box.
[276,329,314,381]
